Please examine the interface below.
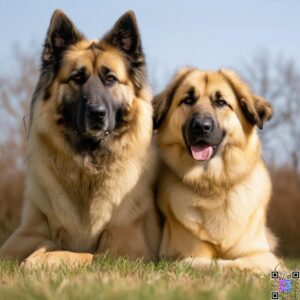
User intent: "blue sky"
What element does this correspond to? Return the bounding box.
[0,0,299,90]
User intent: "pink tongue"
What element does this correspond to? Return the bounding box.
[191,145,213,161]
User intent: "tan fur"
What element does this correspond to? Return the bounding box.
[0,11,161,268]
[154,67,284,274]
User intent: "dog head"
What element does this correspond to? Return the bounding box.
[31,10,150,153]
[153,67,272,182]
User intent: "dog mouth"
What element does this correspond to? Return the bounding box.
[190,143,214,161]
[188,134,225,161]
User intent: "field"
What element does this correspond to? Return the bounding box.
[0,256,299,300]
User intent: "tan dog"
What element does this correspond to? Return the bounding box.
[0,10,161,268]
[153,67,283,273]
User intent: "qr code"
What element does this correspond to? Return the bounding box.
[271,291,279,299]
[271,270,300,299]
[271,271,279,279]
[292,271,300,279]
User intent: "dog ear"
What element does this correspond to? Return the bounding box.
[42,10,84,69]
[103,11,144,66]
[103,11,146,90]
[252,95,273,126]
[153,67,195,129]
[153,91,169,130]
[220,69,273,129]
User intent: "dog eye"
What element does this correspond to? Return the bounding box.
[104,73,117,86]
[215,99,227,108]
[181,96,196,106]
[71,73,87,85]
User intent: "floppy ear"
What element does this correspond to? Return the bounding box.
[153,67,195,129]
[253,95,273,125]
[42,10,84,69]
[153,91,169,130]
[220,69,273,129]
[102,11,146,90]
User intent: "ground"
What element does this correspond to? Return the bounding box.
[0,256,299,300]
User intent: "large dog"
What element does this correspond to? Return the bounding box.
[153,67,283,273]
[0,10,161,267]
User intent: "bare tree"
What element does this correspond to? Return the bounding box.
[242,52,300,257]
[0,48,38,146]
[242,52,300,170]
[0,47,38,245]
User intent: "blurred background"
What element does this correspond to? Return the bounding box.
[0,0,299,257]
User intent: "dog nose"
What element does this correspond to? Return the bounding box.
[87,104,108,131]
[87,105,107,119]
[191,117,214,134]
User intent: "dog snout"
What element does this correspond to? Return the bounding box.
[87,104,107,119]
[185,114,223,147]
[87,104,108,130]
[190,117,214,135]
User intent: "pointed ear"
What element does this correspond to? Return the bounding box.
[42,10,84,68]
[220,69,272,129]
[153,67,195,129]
[102,11,146,91]
[103,11,144,66]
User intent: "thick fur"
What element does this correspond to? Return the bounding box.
[0,10,161,268]
[154,67,284,273]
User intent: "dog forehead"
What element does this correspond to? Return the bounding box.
[198,71,237,100]
[175,71,226,95]
[171,70,238,110]
[206,73,235,95]
[97,49,127,77]
[60,41,127,78]
[174,71,206,96]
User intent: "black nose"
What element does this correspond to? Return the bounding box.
[191,117,214,134]
[87,105,107,119]
[87,104,108,130]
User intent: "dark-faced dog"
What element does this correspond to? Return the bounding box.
[0,10,161,268]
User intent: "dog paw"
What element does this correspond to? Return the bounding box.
[21,252,94,270]
[21,252,57,270]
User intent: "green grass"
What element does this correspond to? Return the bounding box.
[0,256,299,300]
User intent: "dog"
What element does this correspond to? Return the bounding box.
[153,67,284,273]
[0,10,161,268]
